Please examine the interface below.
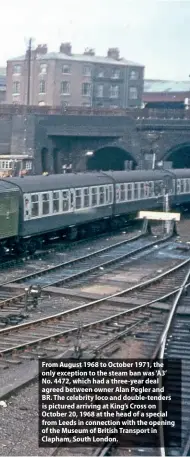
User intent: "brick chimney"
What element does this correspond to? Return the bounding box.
[35,44,48,55]
[83,48,95,56]
[107,48,120,60]
[59,43,72,55]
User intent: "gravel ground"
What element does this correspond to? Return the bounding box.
[0,319,153,457]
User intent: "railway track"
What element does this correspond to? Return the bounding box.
[0,237,190,456]
[0,225,174,327]
[93,271,190,457]
[0,250,189,366]
[0,220,140,271]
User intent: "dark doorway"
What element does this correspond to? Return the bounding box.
[52,148,60,174]
[87,146,136,171]
[166,144,190,168]
[41,148,48,173]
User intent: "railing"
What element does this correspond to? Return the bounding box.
[0,104,190,119]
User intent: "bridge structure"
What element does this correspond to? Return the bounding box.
[0,104,190,173]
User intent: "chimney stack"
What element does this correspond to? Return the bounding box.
[83,48,95,56]
[35,44,48,55]
[59,43,72,55]
[107,48,120,60]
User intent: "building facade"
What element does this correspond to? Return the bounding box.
[0,68,6,103]
[6,43,144,109]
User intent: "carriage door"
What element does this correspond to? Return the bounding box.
[70,189,75,211]
[24,194,31,220]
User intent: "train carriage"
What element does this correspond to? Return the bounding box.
[0,181,20,249]
[5,173,114,249]
[1,167,190,256]
[108,169,176,216]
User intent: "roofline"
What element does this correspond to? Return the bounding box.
[7,55,144,67]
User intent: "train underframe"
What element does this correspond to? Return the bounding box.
[1,213,137,257]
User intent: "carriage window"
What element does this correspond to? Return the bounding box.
[91,187,97,206]
[62,190,69,211]
[134,183,138,199]
[180,179,185,193]
[108,185,113,203]
[99,186,105,205]
[140,183,144,198]
[177,179,181,194]
[186,179,190,193]
[75,189,82,209]
[42,193,49,215]
[116,185,120,202]
[144,182,149,197]
[154,181,162,196]
[106,187,109,203]
[148,182,154,197]
[31,194,39,217]
[120,184,125,201]
[83,188,89,207]
[53,191,59,213]
[127,184,132,200]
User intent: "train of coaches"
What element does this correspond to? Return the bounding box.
[0,168,190,255]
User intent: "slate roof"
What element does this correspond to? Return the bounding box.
[8,52,143,67]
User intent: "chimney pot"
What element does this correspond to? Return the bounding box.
[83,48,95,56]
[107,48,120,60]
[59,43,72,55]
[35,44,48,54]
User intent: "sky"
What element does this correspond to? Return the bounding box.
[1,0,190,80]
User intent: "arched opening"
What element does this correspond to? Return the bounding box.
[165,143,190,168]
[41,148,48,173]
[87,146,136,171]
[52,148,60,174]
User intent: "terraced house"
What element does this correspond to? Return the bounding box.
[6,43,144,108]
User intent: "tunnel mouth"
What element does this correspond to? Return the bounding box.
[165,144,190,168]
[86,146,136,171]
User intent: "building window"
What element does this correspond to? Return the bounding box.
[62,64,71,74]
[12,81,20,94]
[111,68,120,79]
[25,161,32,170]
[109,85,119,98]
[130,70,138,80]
[129,87,138,99]
[39,80,46,94]
[97,68,104,77]
[82,82,91,96]
[83,65,91,76]
[39,64,47,74]
[13,65,21,75]
[96,84,104,98]
[61,81,70,95]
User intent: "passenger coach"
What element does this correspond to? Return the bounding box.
[1,168,190,255]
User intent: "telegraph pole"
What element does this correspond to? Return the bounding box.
[27,38,32,106]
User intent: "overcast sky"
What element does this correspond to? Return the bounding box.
[1,0,190,80]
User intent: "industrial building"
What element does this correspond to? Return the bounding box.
[143,79,190,109]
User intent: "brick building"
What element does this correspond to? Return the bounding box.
[6,43,144,109]
[0,68,6,103]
